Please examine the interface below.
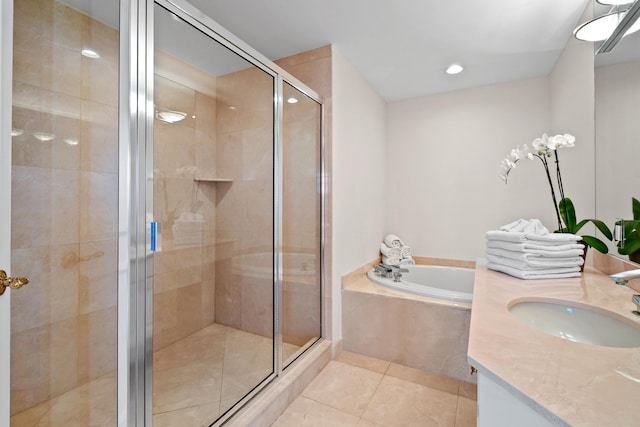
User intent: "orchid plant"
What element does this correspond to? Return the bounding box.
[499,133,612,253]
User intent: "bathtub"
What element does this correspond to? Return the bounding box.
[367,264,474,303]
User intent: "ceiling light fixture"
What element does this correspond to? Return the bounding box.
[574,1,640,51]
[287,97,298,104]
[11,128,24,137]
[81,48,100,59]
[597,0,632,5]
[63,137,79,146]
[156,110,187,124]
[445,64,464,75]
[32,132,56,141]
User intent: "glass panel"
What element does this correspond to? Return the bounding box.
[152,5,275,424]
[10,0,119,425]
[281,83,322,368]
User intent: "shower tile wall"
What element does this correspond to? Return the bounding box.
[153,51,218,351]
[10,0,118,416]
[214,67,275,338]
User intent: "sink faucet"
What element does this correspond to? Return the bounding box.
[609,269,640,315]
[609,269,640,286]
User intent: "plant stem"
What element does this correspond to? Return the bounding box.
[555,151,568,230]
[537,155,563,231]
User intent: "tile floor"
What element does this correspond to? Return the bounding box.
[10,323,301,427]
[272,351,477,427]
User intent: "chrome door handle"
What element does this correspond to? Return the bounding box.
[0,270,29,296]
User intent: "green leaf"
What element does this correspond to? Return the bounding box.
[581,235,609,254]
[620,238,640,255]
[559,198,577,233]
[590,219,613,240]
[633,197,640,220]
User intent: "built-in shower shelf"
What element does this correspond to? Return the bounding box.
[193,177,233,183]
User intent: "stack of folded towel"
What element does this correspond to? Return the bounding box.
[380,234,415,266]
[486,219,585,279]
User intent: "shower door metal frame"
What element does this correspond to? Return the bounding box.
[122,0,326,424]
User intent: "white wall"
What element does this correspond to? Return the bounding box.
[386,77,553,260]
[550,4,595,229]
[332,48,387,340]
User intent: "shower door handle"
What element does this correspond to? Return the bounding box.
[0,269,29,296]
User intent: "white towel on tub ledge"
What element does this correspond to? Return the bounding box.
[382,255,401,266]
[399,257,415,266]
[487,262,582,279]
[384,234,404,249]
[380,242,401,258]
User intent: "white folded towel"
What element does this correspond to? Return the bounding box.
[486,247,585,260]
[486,240,585,253]
[487,262,582,280]
[382,255,400,266]
[384,234,404,249]
[486,230,582,244]
[401,245,412,258]
[486,253,583,270]
[400,257,415,266]
[499,219,549,235]
[380,243,401,258]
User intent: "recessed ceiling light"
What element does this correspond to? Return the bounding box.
[445,64,464,75]
[32,132,56,141]
[11,128,24,137]
[63,137,79,146]
[81,48,100,59]
[287,97,299,104]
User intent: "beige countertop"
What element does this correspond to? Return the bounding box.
[468,262,640,426]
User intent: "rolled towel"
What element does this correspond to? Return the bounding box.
[400,257,415,266]
[382,255,400,266]
[487,262,582,280]
[384,234,404,249]
[486,240,585,252]
[401,245,412,258]
[380,242,401,258]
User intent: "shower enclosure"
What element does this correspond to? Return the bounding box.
[1,0,323,425]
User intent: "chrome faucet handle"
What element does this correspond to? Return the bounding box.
[632,294,640,313]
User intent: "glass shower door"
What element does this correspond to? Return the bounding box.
[8,0,120,425]
[151,4,275,425]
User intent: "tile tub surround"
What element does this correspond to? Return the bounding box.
[342,257,476,383]
[468,264,640,426]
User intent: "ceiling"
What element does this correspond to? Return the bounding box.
[186,0,592,101]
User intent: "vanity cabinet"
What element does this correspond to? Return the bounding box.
[477,371,557,427]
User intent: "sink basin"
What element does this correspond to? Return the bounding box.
[508,299,640,348]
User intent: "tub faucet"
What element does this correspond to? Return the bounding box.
[609,269,640,286]
[374,263,408,280]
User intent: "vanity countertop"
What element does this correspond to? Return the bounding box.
[468,264,640,426]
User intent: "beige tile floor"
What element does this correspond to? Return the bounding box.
[272,352,477,427]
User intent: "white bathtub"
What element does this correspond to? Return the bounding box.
[367,264,474,303]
